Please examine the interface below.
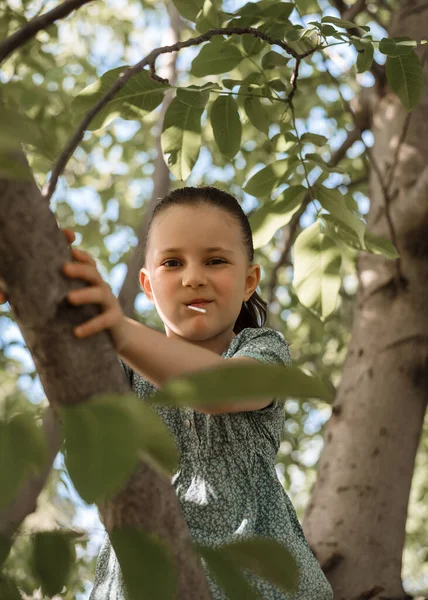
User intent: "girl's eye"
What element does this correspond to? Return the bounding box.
[162,259,226,267]
[163,260,180,267]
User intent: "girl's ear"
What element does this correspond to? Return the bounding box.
[244,264,261,301]
[139,268,154,304]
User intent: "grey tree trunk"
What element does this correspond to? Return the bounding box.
[0,156,212,599]
[303,4,428,599]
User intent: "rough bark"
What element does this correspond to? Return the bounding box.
[303,4,428,599]
[0,155,212,599]
[118,1,182,318]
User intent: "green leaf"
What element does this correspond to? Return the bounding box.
[315,184,366,249]
[61,394,141,504]
[356,43,374,73]
[32,532,75,597]
[0,576,22,600]
[320,23,337,36]
[379,36,416,57]
[324,216,399,258]
[305,153,344,174]
[293,220,342,320]
[162,97,205,180]
[62,393,178,504]
[210,95,242,159]
[242,34,265,56]
[222,78,243,89]
[176,83,218,107]
[300,132,328,146]
[196,545,260,600]
[261,50,290,70]
[191,38,243,77]
[250,185,306,249]
[71,67,168,130]
[244,96,269,135]
[111,527,176,600]
[222,538,298,594]
[172,0,204,21]
[365,230,399,258]
[321,15,369,31]
[385,50,424,111]
[196,0,224,32]
[152,362,333,410]
[0,413,48,508]
[243,159,289,197]
[259,1,294,23]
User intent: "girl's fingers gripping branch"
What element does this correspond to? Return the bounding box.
[62,243,126,347]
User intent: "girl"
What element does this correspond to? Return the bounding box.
[61,186,333,599]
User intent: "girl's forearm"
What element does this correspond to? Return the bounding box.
[117,317,224,388]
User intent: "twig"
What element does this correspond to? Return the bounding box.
[289,58,301,103]
[43,27,319,201]
[0,0,96,65]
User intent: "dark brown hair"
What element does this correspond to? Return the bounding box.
[142,186,268,334]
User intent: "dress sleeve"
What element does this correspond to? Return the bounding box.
[231,327,291,413]
[232,328,291,366]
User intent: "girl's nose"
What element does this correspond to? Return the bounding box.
[182,266,208,287]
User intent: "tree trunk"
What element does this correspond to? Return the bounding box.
[303,5,428,599]
[0,155,212,599]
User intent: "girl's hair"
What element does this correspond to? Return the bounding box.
[142,186,268,334]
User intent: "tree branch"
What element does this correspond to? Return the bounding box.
[267,201,306,307]
[343,0,367,22]
[0,0,96,65]
[43,27,319,201]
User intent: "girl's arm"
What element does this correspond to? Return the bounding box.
[117,317,272,413]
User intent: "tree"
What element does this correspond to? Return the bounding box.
[0,0,427,598]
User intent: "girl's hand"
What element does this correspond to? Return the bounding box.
[62,230,127,350]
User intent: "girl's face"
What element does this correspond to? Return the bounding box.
[140,204,260,352]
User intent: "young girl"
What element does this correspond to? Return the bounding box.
[61,186,333,599]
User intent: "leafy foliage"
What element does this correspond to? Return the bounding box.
[1,0,428,596]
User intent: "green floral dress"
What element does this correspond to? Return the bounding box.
[90,327,333,599]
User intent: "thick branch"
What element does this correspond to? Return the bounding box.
[0,0,96,65]
[43,27,319,201]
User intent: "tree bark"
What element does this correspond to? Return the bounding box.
[118,1,182,318]
[303,4,428,599]
[0,154,212,599]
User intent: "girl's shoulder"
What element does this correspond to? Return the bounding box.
[223,327,291,366]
